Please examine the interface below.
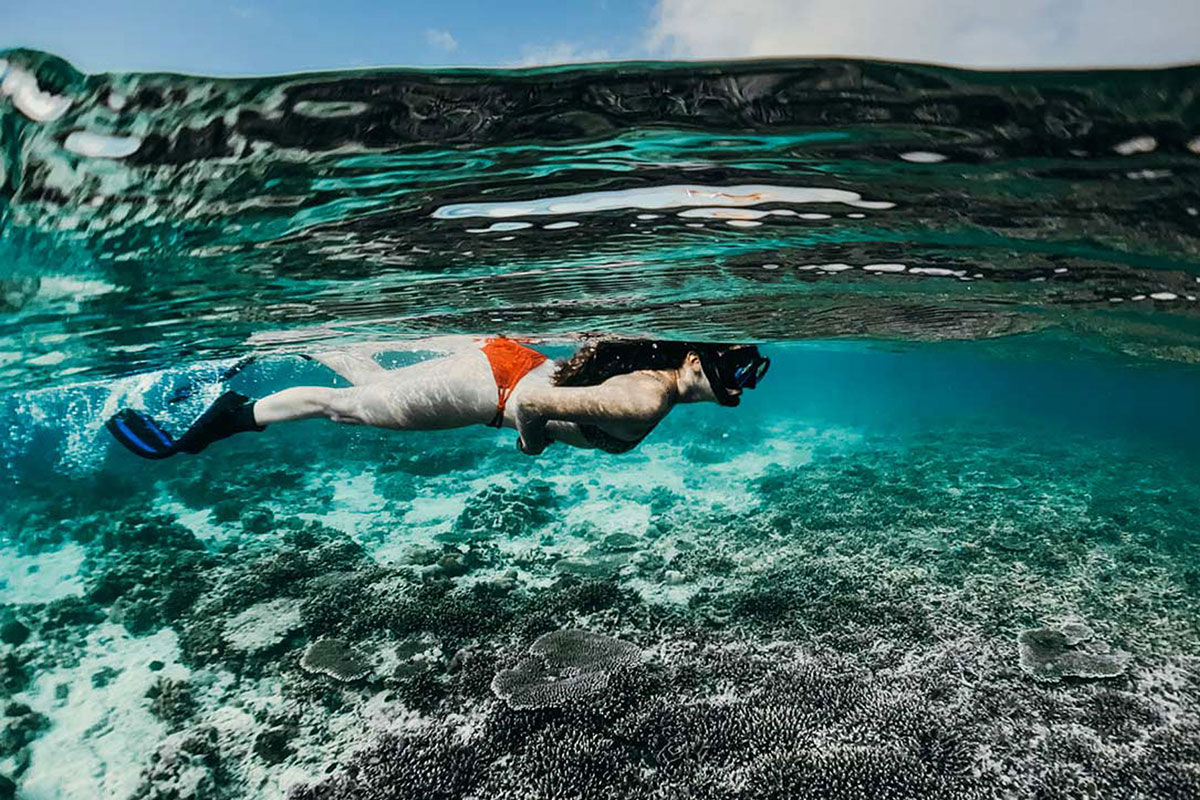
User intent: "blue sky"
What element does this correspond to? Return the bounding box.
[1,0,656,74]
[3,0,1199,75]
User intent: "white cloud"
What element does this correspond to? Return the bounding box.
[425,28,459,53]
[646,0,1200,67]
[513,41,612,67]
[230,5,264,20]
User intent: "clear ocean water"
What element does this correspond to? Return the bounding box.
[1,47,1199,799]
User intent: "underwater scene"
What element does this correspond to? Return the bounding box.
[1,47,1200,799]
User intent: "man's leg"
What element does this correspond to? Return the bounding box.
[256,350,498,430]
[252,386,371,425]
[308,351,390,385]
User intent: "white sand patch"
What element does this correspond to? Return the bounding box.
[0,544,85,604]
[626,575,701,606]
[190,672,303,800]
[369,487,469,564]
[172,504,232,544]
[307,470,388,544]
[254,690,429,799]
[560,493,652,538]
[401,492,468,530]
[223,599,303,654]
[21,625,189,800]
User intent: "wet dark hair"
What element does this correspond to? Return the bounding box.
[553,338,745,387]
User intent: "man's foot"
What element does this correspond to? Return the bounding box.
[107,390,264,460]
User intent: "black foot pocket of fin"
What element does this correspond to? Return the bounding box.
[105,409,179,459]
[173,390,264,455]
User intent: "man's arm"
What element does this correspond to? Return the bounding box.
[516,375,669,454]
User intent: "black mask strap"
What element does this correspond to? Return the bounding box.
[697,350,741,407]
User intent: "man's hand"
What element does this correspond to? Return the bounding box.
[517,435,548,455]
[515,402,549,456]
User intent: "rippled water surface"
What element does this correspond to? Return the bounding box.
[1,48,1200,800]
[2,48,1200,388]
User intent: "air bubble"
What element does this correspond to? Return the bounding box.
[1113,136,1156,155]
[433,184,896,219]
[0,63,72,122]
[465,222,532,233]
[909,267,966,277]
[64,131,143,159]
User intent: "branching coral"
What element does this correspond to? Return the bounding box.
[453,480,557,540]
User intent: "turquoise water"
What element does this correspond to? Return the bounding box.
[1,47,1200,799]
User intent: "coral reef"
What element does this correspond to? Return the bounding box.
[134,727,225,800]
[1018,624,1128,683]
[452,480,558,541]
[300,639,371,682]
[145,678,197,730]
[491,629,641,710]
[2,420,1199,799]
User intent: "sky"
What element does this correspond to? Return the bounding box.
[2,0,1199,75]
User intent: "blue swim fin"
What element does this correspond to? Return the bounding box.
[105,407,179,459]
[106,390,265,460]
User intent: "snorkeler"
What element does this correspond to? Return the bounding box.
[105,338,769,459]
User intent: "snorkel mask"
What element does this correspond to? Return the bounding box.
[697,346,770,407]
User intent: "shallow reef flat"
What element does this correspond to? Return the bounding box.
[0,418,1198,800]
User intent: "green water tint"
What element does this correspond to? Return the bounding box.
[2,48,1200,390]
